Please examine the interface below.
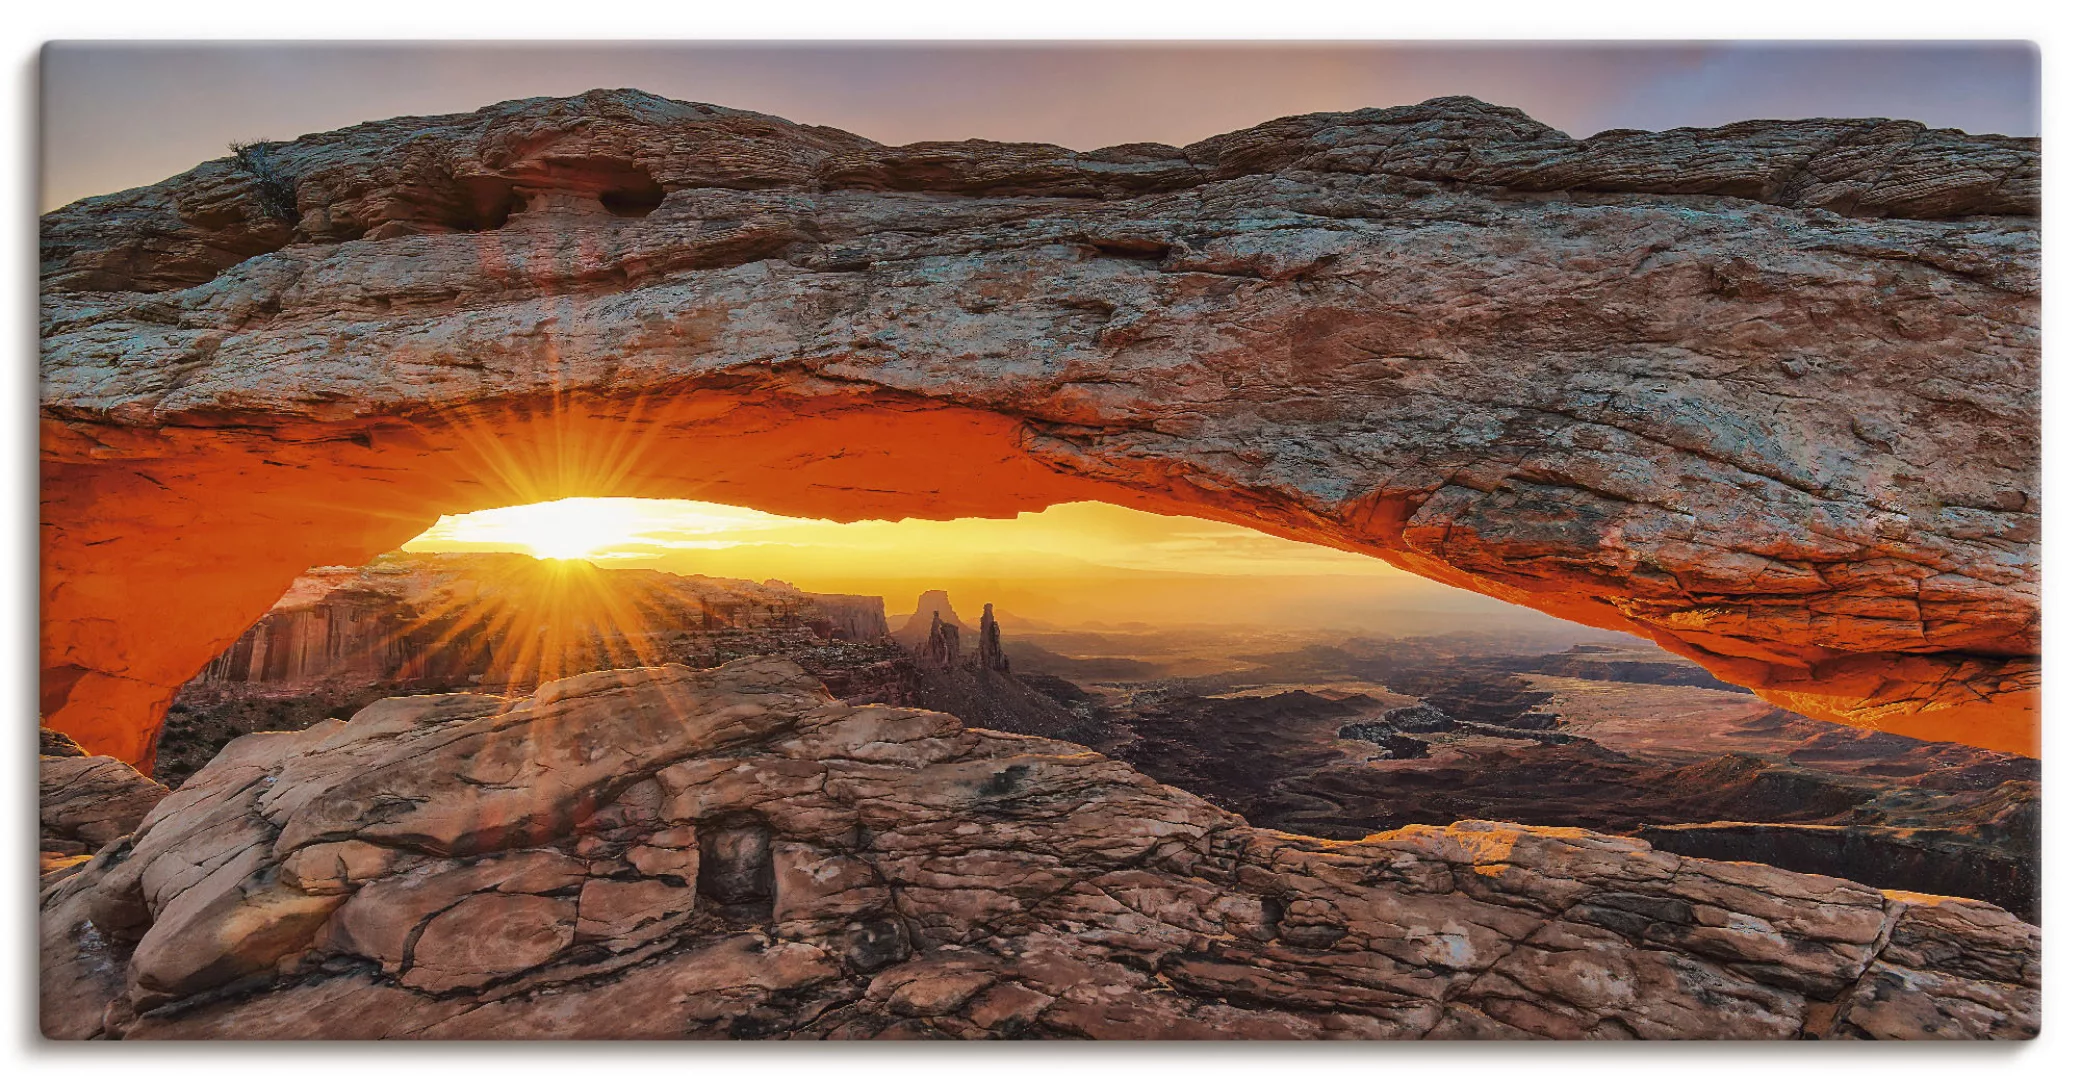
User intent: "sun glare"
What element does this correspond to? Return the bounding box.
[405,497,1420,579]
[411,497,792,562]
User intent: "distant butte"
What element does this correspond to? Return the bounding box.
[39,91,2039,761]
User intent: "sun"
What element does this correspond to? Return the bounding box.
[406,497,799,562]
[516,511,629,561]
[423,498,654,562]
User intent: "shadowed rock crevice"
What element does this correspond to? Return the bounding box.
[696,817,777,922]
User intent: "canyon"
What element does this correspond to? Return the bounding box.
[40,554,2041,1037]
[107,555,2040,925]
[40,91,2039,763]
[976,623,2037,923]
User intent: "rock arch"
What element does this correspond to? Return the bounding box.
[40,91,2040,763]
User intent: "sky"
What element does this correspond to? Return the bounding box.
[401,498,1528,631]
[406,498,1405,578]
[40,41,2039,211]
[40,41,2043,622]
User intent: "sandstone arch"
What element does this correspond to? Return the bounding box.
[40,91,2040,763]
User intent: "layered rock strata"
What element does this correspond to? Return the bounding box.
[40,738,168,884]
[40,91,2040,761]
[186,552,887,693]
[158,552,908,785]
[40,659,2037,1040]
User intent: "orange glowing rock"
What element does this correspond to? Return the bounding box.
[39,92,2039,761]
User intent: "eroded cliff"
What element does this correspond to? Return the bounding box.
[158,552,909,784]
[187,552,887,691]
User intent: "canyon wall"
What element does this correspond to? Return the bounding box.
[807,595,890,643]
[154,552,914,786]
[185,552,887,693]
[40,91,2039,760]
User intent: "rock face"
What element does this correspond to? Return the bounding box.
[39,659,2037,1040]
[977,603,1009,673]
[187,551,886,693]
[40,91,2039,761]
[40,740,168,884]
[806,594,891,644]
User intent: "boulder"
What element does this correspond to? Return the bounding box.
[39,744,168,885]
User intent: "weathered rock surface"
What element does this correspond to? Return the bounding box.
[40,741,169,885]
[39,91,2039,761]
[40,658,2037,1040]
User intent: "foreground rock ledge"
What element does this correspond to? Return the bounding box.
[40,91,2040,761]
[39,733,168,885]
[41,659,2038,1040]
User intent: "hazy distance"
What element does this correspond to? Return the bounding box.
[403,497,1565,634]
